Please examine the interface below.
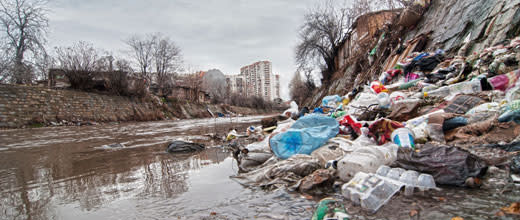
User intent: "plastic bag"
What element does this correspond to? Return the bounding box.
[311,143,348,165]
[270,115,340,159]
[283,101,299,118]
[395,144,488,186]
[231,155,321,190]
[322,95,343,107]
[339,115,362,136]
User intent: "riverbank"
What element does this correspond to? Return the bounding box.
[0,84,278,129]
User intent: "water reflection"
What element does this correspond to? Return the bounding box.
[0,116,263,220]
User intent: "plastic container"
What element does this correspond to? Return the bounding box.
[399,170,419,196]
[341,172,402,214]
[342,166,437,213]
[337,152,380,181]
[391,128,415,149]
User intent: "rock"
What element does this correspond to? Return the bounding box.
[166,140,205,153]
[260,115,288,128]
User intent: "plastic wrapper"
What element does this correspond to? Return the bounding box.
[344,93,380,118]
[377,92,390,109]
[370,81,389,94]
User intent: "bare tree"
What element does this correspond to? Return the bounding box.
[33,51,53,80]
[0,0,49,84]
[295,0,409,85]
[114,58,133,73]
[152,33,182,95]
[295,1,353,84]
[301,67,316,92]
[289,71,308,105]
[125,34,155,83]
[126,33,183,95]
[54,41,100,71]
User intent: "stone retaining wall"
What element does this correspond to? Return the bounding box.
[0,84,164,128]
[0,84,277,128]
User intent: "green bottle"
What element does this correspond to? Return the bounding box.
[311,197,350,220]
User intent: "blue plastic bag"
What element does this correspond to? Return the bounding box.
[313,107,324,114]
[270,115,339,159]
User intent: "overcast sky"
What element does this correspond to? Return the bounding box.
[46,0,329,100]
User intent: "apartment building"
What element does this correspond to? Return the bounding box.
[226,61,280,101]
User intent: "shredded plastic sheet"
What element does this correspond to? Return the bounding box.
[231,155,321,190]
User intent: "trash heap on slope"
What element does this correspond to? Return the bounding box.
[229,36,520,215]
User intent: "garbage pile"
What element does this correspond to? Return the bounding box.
[229,36,520,215]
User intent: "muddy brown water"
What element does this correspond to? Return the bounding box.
[0,116,519,220]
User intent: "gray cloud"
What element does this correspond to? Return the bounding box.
[47,0,321,99]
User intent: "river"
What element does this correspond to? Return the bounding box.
[1,116,519,220]
[0,116,316,220]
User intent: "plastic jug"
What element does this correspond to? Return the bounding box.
[391,128,415,149]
